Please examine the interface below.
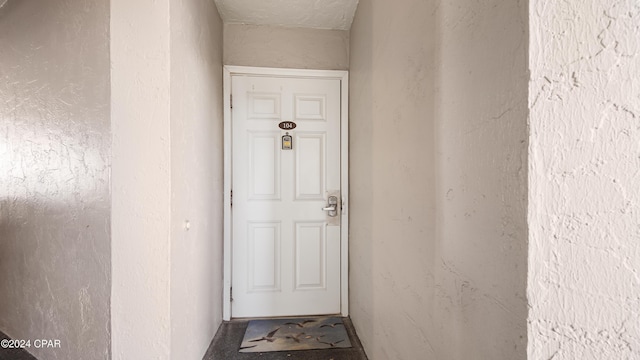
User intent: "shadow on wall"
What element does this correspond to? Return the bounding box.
[0,198,111,360]
[0,0,14,21]
[347,0,374,350]
[433,0,528,358]
[349,0,441,358]
[349,0,528,359]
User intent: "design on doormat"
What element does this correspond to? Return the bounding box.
[239,317,352,353]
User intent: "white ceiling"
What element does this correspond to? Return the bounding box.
[213,0,359,31]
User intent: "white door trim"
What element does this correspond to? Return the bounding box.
[223,66,349,320]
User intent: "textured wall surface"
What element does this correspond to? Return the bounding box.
[111,0,172,359]
[349,0,439,358]
[170,1,224,359]
[528,1,640,359]
[214,0,358,30]
[435,0,528,358]
[0,0,111,359]
[224,24,349,70]
[112,1,224,358]
[349,0,528,359]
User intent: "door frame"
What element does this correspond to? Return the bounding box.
[222,66,349,320]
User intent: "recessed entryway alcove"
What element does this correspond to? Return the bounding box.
[210,0,529,359]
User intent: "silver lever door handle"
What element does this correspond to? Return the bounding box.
[323,196,338,217]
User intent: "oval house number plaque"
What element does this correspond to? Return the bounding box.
[278,121,297,130]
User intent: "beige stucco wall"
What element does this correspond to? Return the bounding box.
[349,0,439,358]
[111,1,224,359]
[528,1,640,358]
[224,23,349,70]
[0,0,111,359]
[111,0,172,358]
[349,0,528,358]
[170,1,224,359]
[434,0,528,358]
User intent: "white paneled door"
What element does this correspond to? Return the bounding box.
[231,75,342,317]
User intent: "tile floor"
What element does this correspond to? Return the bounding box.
[1,318,368,360]
[0,331,38,360]
[203,317,368,360]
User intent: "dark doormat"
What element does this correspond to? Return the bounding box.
[239,317,352,353]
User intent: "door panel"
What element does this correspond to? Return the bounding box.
[295,133,325,200]
[248,93,281,119]
[295,221,326,290]
[295,95,326,120]
[231,75,341,318]
[248,222,280,291]
[248,132,280,199]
